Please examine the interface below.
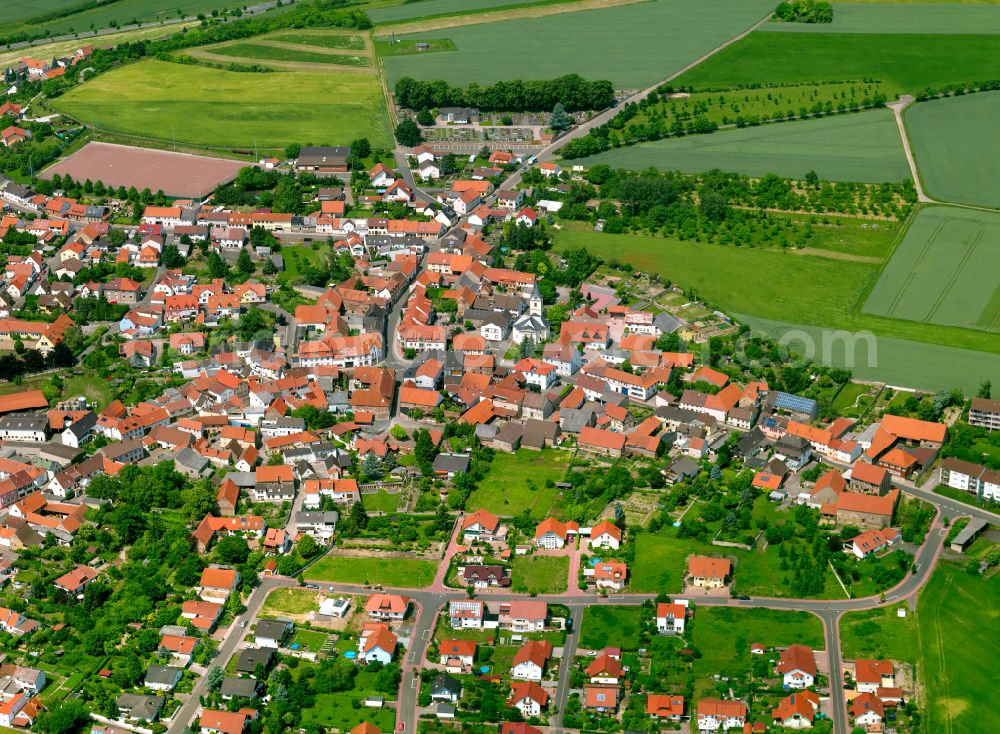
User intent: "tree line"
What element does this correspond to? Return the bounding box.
[394,74,615,113]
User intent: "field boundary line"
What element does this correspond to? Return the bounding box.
[924,229,981,324]
[882,216,947,317]
[853,203,921,317]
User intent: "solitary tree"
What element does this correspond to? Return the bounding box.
[395,119,423,147]
[549,102,574,133]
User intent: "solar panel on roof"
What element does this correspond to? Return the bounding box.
[774,392,817,413]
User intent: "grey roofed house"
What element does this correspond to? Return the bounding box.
[173,447,212,478]
[475,424,499,442]
[522,419,559,450]
[296,146,352,168]
[736,427,767,458]
[653,311,685,334]
[255,619,292,645]
[492,421,523,451]
[430,673,462,702]
[116,693,164,722]
[0,412,48,436]
[668,457,700,483]
[559,407,596,434]
[144,665,183,689]
[236,646,276,675]
[220,676,262,700]
[433,453,471,477]
[225,471,258,488]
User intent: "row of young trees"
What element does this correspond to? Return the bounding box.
[394,74,615,113]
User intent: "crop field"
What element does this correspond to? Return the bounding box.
[4,0,235,37]
[554,226,1000,391]
[577,109,909,183]
[3,0,86,27]
[762,3,1000,34]
[917,562,1000,733]
[53,59,392,151]
[369,0,571,24]
[383,0,776,88]
[266,32,365,50]
[906,91,1000,209]
[864,206,1000,333]
[674,32,1000,98]
[203,41,371,67]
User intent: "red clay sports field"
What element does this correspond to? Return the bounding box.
[41,142,247,198]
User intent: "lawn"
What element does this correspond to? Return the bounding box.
[906,91,1000,209]
[363,490,400,514]
[261,588,321,616]
[278,245,327,285]
[629,532,708,593]
[204,42,372,66]
[840,604,918,663]
[375,38,458,56]
[917,562,1000,733]
[467,448,570,519]
[576,108,910,183]
[369,0,571,24]
[554,226,1000,392]
[54,59,392,151]
[863,206,1000,333]
[307,556,437,588]
[761,3,1000,35]
[511,554,569,594]
[579,606,644,650]
[692,607,824,678]
[383,0,776,88]
[831,382,876,418]
[933,484,994,510]
[674,31,1000,98]
[0,371,113,409]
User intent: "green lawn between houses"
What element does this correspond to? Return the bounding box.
[307,556,437,588]
[511,554,569,594]
[261,588,322,617]
[579,606,644,650]
[553,226,1000,392]
[466,448,570,519]
[53,59,392,152]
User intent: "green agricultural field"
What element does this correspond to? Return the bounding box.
[369,0,575,24]
[762,3,1000,34]
[917,562,1000,733]
[863,206,1000,333]
[840,605,918,662]
[675,32,1000,98]
[466,449,569,519]
[206,42,371,66]
[802,217,898,259]
[554,226,1000,391]
[3,0,109,29]
[308,556,437,587]
[577,109,910,183]
[579,606,644,650]
[4,0,236,37]
[53,60,392,151]
[511,555,569,594]
[383,0,776,88]
[906,91,1000,209]
[692,607,824,679]
[267,32,366,50]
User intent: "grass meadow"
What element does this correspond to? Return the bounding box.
[383,0,776,88]
[554,226,1000,391]
[577,109,910,183]
[261,588,321,617]
[762,3,1000,35]
[307,556,437,587]
[917,562,1000,733]
[863,206,1000,333]
[466,449,570,519]
[674,31,1000,98]
[368,0,571,24]
[267,31,366,50]
[905,91,1000,209]
[840,604,918,662]
[53,59,392,151]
